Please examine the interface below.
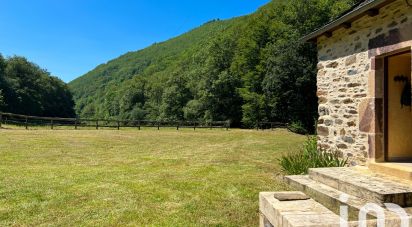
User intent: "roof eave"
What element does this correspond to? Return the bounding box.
[300,0,393,43]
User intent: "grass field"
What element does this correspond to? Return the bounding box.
[0,127,305,226]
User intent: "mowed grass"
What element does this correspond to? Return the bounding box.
[0,127,305,226]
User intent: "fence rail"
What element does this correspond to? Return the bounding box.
[256,121,288,130]
[0,112,231,131]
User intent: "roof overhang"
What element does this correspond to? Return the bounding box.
[301,0,395,42]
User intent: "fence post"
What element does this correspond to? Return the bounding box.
[210,121,212,130]
[0,113,2,128]
[25,117,28,130]
[51,119,54,130]
[177,122,179,130]
[138,121,141,130]
[157,121,160,130]
[193,122,196,131]
[117,121,120,130]
[96,120,99,130]
[226,121,230,131]
[75,118,78,130]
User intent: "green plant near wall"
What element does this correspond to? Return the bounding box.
[279,136,348,175]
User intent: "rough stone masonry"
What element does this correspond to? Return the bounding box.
[315,0,412,165]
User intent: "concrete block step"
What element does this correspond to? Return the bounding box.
[308,167,412,207]
[285,175,399,221]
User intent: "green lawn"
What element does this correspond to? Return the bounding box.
[0,128,304,226]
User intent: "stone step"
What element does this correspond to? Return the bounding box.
[259,191,397,227]
[260,191,345,227]
[285,175,398,221]
[368,162,412,182]
[308,167,412,207]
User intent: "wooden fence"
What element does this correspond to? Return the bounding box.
[0,112,231,130]
[256,121,288,130]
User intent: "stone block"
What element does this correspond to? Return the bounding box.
[308,167,412,207]
[359,98,383,133]
[346,55,357,66]
[285,175,380,221]
[259,192,343,227]
[273,192,310,201]
[368,133,384,161]
[326,61,339,68]
[318,126,330,136]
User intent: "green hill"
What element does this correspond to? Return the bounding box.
[0,55,75,117]
[69,18,241,102]
[69,0,355,130]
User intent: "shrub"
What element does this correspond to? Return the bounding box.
[287,121,308,135]
[0,89,4,110]
[279,136,348,175]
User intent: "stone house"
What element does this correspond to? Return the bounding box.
[303,0,412,167]
[259,1,412,226]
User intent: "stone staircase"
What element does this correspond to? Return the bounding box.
[260,167,412,226]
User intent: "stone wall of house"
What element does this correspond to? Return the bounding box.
[316,0,412,165]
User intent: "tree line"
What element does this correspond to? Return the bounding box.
[1,0,357,131]
[0,55,75,117]
[70,0,356,133]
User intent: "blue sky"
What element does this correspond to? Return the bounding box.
[0,0,269,82]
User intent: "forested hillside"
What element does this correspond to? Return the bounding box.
[0,55,75,117]
[70,0,356,131]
